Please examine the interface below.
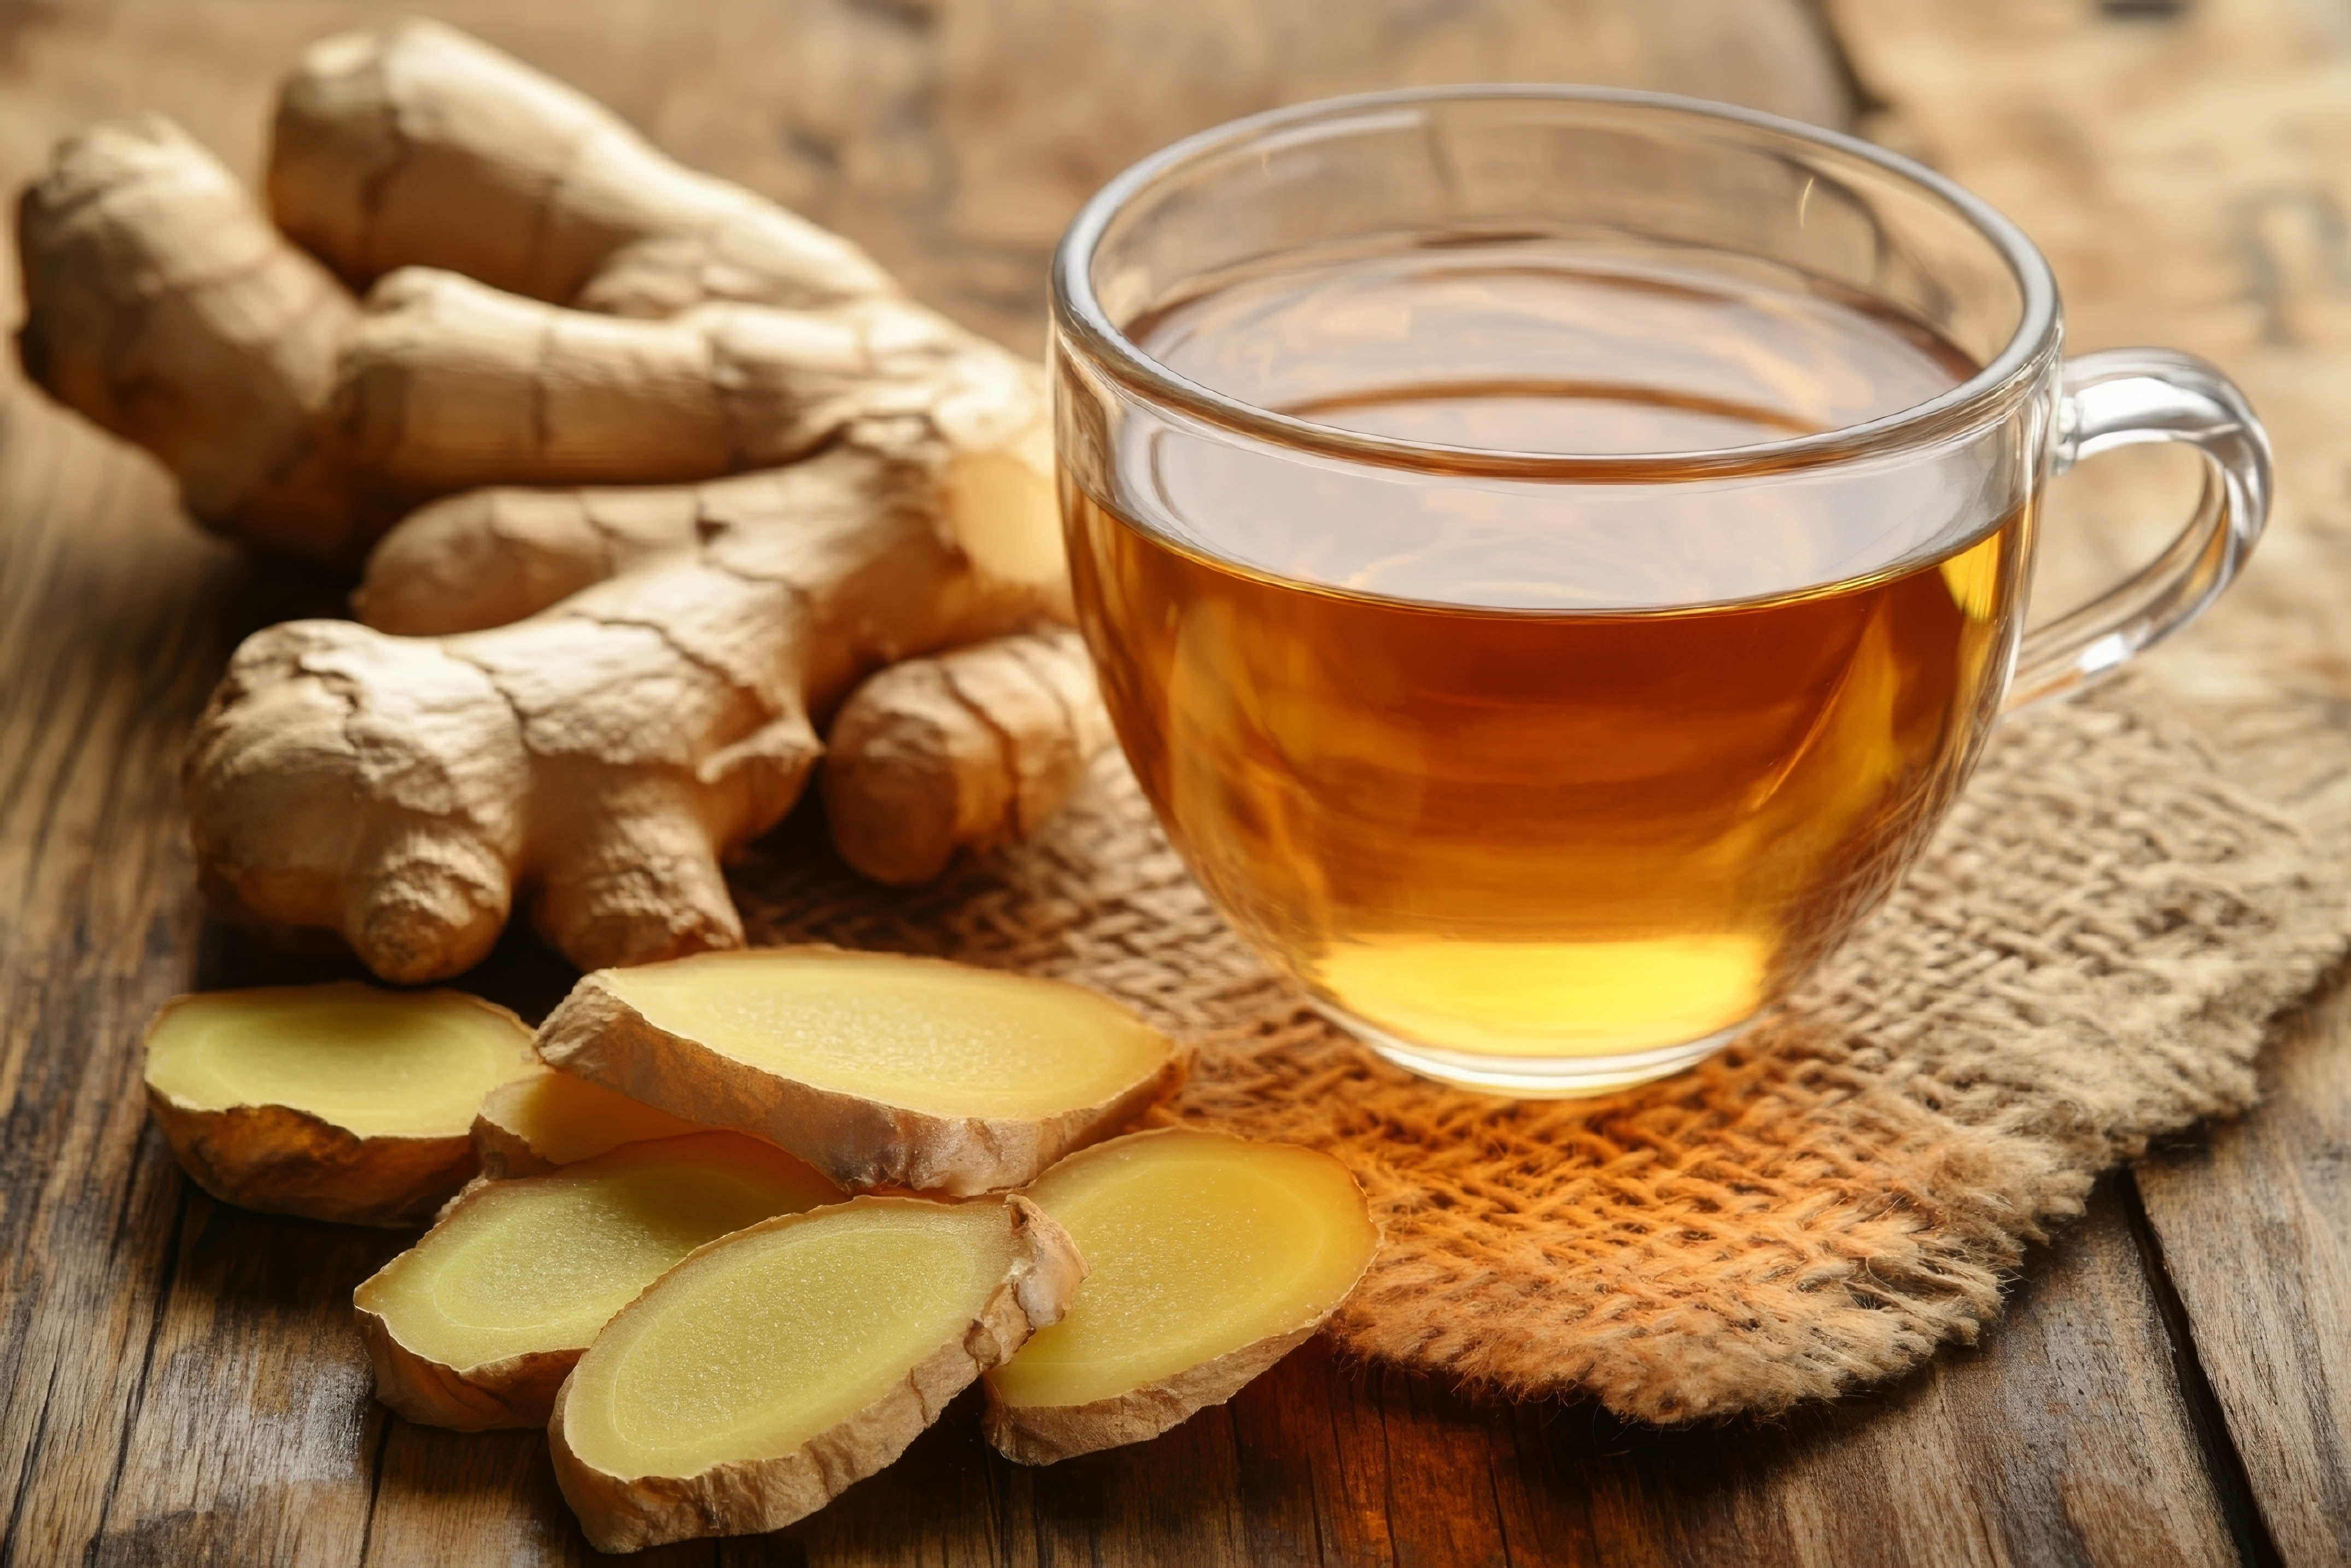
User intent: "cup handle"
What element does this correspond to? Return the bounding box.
[2004,349,2272,711]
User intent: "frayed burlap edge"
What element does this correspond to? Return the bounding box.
[730,677,2348,1423]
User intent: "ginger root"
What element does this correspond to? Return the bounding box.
[983,1128,1377,1463]
[13,21,898,564]
[354,1131,839,1430]
[549,1194,1084,1552]
[537,947,1184,1195]
[267,19,892,317]
[13,117,370,560]
[16,22,1113,981]
[824,628,1113,885]
[188,443,1066,981]
[141,982,536,1226]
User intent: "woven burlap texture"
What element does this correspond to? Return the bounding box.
[731,677,2347,1423]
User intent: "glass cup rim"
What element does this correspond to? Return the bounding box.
[1050,83,2063,485]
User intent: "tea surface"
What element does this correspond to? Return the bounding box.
[1128,247,1982,610]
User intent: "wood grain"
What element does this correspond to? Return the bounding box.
[0,0,2340,1563]
[0,402,242,1568]
[83,1199,399,1568]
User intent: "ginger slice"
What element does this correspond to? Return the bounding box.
[354,1132,839,1430]
[549,1193,1083,1552]
[982,1128,1378,1464]
[536,947,1183,1195]
[471,1067,707,1179]
[143,982,535,1226]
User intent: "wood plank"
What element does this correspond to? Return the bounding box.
[0,394,244,1567]
[2135,984,2351,1565]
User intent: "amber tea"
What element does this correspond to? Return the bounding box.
[1067,248,2030,1069]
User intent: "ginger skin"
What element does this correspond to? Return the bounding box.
[10,17,904,567]
[13,118,373,560]
[16,107,1036,555]
[824,628,1113,886]
[16,22,1115,980]
[267,19,893,316]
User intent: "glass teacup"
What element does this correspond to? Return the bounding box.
[1050,87,2269,1097]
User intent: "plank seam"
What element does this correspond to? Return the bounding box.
[1483,1442,1516,1568]
[1373,1379,1402,1568]
[84,1178,192,1555]
[2121,1169,2286,1568]
[353,1414,393,1568]
[0,1358,63,1568]
[0,418,72,834]
[9,458,144,911]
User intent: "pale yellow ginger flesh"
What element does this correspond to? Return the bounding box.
[984,1130,1377,1461]
[539,948,1183,1194]
[602,950,1167,1120]
[142,982,535,1226]
[147,982,529,1136]
[564,1201,1011,1476]
[367,1136,826,1367]
[354,1132,838,1429]
[550,1194,1084,1551]
[472,1067,705,1177]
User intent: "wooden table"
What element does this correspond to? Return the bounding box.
[2,1,2346,1563]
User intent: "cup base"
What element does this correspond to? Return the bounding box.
[1313,1002,1748,1098]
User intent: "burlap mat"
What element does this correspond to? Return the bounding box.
[729,677,2346,1422]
